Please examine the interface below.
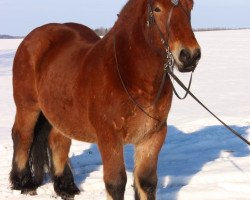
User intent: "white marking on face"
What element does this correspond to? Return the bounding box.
[171,42,183,68]
[171,42,201,71]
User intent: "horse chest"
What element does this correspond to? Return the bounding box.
[122,108,162,144]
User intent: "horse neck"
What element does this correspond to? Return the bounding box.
[107,8,165,97]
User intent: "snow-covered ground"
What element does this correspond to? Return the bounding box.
[0,29,250,200]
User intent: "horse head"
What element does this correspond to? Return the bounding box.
[146,0,201,72]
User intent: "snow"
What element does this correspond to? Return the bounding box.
[0,39,22,50]
[0,29,250,200]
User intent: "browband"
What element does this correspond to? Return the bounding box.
[171,0,179,6]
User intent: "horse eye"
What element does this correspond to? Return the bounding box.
[154,7,161,12]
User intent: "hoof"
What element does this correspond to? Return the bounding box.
[54,176,80,200]
[10,164,38,192]
[21,188,37,196]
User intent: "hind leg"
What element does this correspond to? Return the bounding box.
[134,125,167,200]
[49,128,80,199]
[10,107,40,193]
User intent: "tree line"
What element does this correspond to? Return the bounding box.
[1,27,249,39]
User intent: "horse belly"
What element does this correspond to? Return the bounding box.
[37,47,97,142]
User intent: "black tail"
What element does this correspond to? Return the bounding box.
[29,112,52,186]
[27,112,80,198]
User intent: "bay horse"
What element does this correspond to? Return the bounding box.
[10,0,201,199]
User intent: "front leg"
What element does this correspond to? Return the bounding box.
[97,129,127,200]
[134,125,167,200]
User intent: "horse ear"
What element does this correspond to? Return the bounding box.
[182,0,194,10]
[187,0,194,10]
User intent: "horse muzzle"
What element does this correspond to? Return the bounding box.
[177,48,201,73]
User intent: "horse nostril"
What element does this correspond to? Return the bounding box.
[193,49,201,62]
[179,49,191,64]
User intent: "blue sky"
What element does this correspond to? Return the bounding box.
[0,0,250,36]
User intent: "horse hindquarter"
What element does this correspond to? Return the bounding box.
[10,23,99,196]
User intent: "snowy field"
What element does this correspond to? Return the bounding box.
[0,29,250,200]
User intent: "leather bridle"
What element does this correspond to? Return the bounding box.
[147,0,193,100]
[114,0,192,122]
[147,0,178,50]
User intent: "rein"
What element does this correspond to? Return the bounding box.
[169,66,193,100]
[166,66,250,146]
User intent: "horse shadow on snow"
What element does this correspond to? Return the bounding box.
[68,124,250,199]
